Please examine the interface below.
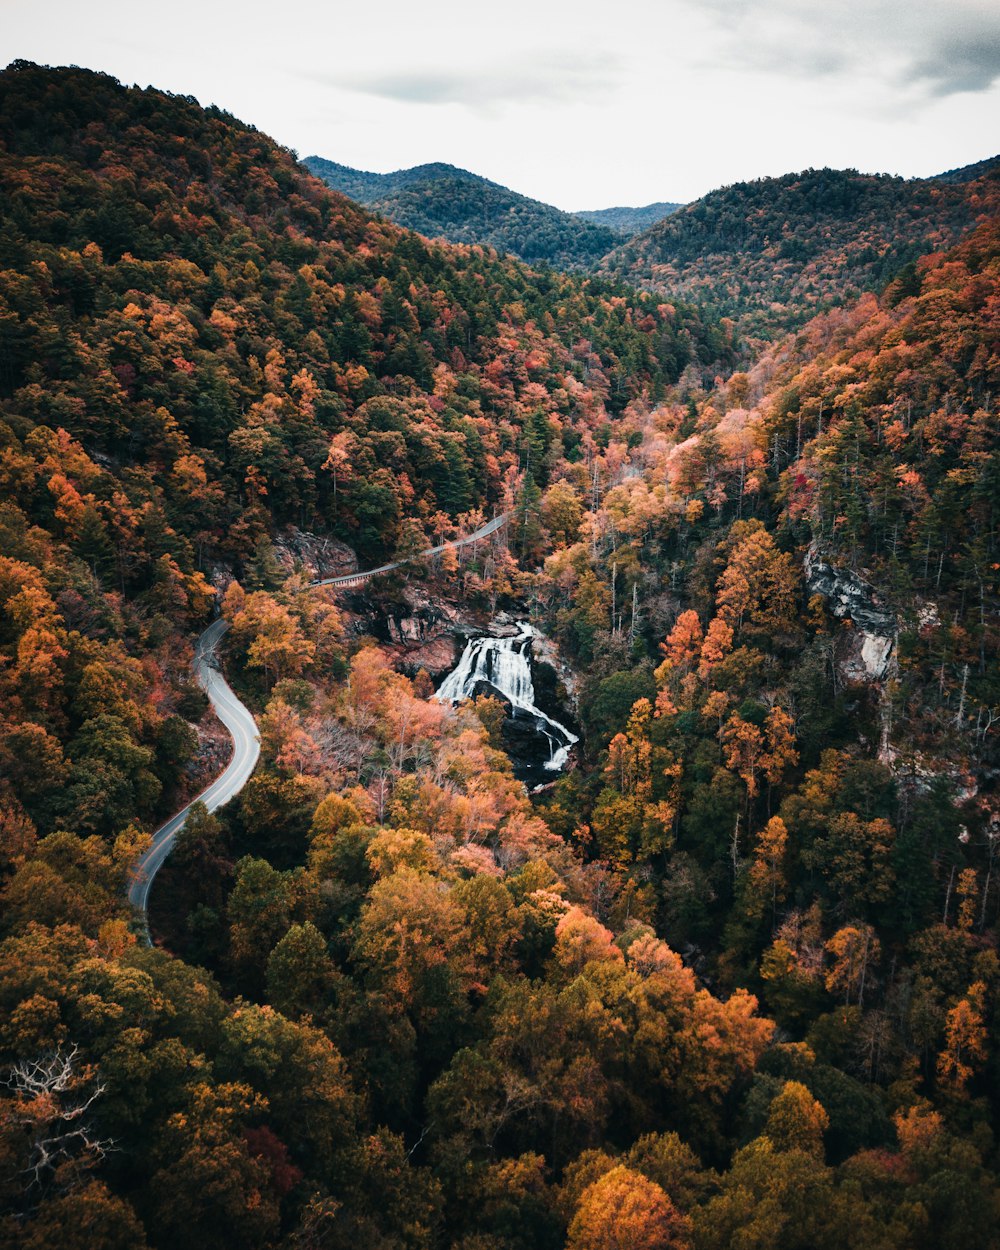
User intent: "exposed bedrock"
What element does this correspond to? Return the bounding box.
[805,546,897,682]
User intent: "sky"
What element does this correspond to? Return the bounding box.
[3,0,999,210]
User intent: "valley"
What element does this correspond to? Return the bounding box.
[304,155,680,268]
[1,56,999,1250]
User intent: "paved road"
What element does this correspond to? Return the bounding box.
[128,514,508,938]
[127,618,260,942]
[312,512,508,588]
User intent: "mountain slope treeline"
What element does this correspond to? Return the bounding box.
[603,164,998,343]
[575,200,683,235]
[0,61,731,549]
[304,155,627,268]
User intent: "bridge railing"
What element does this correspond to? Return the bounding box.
[309,512,509,590]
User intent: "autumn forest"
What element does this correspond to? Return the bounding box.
[1,58,1000,1250]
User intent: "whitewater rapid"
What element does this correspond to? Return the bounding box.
[435,622,578,773]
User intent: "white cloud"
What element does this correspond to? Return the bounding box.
[331,52,623,110]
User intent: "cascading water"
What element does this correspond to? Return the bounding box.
[436,621,578,780]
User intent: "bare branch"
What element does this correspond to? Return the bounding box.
[4,1046,114,1193]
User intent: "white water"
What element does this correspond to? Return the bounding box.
[436,621,578,773]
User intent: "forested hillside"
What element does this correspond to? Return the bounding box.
[304,156,623,268]
[603,165,997,343]
[535,207,1000,984]
[933,154,1000,184]
[0,55,731,841]
[2,58,1000,1250]
[514,207,1000,1250]
[574,200,683,236]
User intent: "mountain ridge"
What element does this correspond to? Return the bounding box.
[575,200,683,233]
[931,153,1000,184]
[306,150,999,338]
[304,154,681,267]
[602,162,998,342]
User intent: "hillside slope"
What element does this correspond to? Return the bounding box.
[304,154,623,267]
[602,165,997,343]
[575,200,683,234]
[508,209,1000,1250]
[933,153,1000,184]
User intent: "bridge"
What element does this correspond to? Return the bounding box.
[311,511,509,590]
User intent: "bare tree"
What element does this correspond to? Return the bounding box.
[4,1046,112,1192]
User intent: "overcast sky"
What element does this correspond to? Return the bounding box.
[3,0,998,209]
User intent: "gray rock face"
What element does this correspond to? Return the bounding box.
[381,585,462,647]
[805,547,896,681]
[340,584,470,674]
[805,550,896,635]
[274,528,357,581]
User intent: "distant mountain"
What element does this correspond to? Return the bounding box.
[575,201,682,235]
[304,155,621,269]
[304,157,485,204]
[601,166,997,342]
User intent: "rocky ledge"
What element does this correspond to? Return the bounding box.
[342,583,477,675]
[805,546,896,682]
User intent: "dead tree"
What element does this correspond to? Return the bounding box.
[4,1046,112,1193]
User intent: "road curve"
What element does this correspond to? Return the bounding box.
[127,618,261,942]
[128,513,508,937]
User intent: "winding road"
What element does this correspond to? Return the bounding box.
[126,618,260,940]
[128,513,508,939]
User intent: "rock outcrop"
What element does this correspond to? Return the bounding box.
[342,584,472,675]
[275,528,358,581]
[805,547,896,682]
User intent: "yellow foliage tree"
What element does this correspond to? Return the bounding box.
[568,1164,690,1250]
[746,816,788,925]
[764,1080,829,1156]
[937,981,988,1092]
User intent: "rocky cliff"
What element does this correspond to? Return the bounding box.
[805,547,897,682]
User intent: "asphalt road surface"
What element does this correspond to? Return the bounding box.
[312,512,508,588]
[126,618,260,941]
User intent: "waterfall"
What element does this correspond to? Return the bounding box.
[436,622,578,774]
